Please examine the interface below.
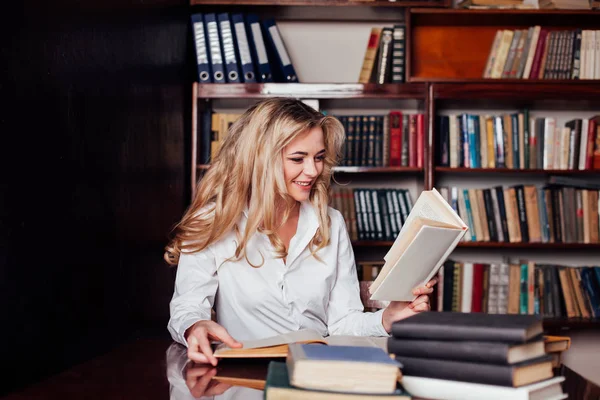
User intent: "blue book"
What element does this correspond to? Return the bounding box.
[266,361,411,399]
[261,18,298,82]
[287,344,401,395]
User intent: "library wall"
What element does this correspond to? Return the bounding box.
[1,0,189,394]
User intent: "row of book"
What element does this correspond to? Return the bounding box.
[483,27,600,80]
[439,185,600,244]
[358,25,406,84]
[336,112,424,167]
[436,113,600,170]
[191,12,297,84]
[331,187,414,242]
[435,261,600,320]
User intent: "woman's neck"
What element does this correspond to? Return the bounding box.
[274,200,300,227]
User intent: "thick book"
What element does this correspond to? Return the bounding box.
[396,354,553,387]
[387,337,545,365]
[287,344,400,394]
[391,312,543,344]
[401,375,565,400]
[264,361,411,400]
[369,188,468,302]
[213,328,387,358]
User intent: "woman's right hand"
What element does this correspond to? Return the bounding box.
[185,320,243,366]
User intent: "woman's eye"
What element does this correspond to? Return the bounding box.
[289,158,303,163]
[315,155,325,162]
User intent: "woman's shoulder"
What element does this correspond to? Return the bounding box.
[327,205,345,226]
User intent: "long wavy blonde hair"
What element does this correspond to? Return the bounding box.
[164,98,345,266]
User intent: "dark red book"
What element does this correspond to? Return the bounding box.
[471,263,485,313]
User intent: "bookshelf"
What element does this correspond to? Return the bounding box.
[189,4,600,330]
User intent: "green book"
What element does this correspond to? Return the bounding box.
[264,361,411,400]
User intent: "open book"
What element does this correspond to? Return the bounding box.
[213,329,388,358]
[369,188,468,302]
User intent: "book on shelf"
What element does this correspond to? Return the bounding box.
[481,27,599,78]
[436,113,600,171]
[286,343,400,394]
[358,24,406,84]
[438,183,600,245]
[336,112,424,168]
[213,328,387,359]
[368,188,468,302]
[264,361,411,400]
[435,259,600,319]
[332,187,414,242]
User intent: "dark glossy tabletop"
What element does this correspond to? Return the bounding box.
[2,338,599,400]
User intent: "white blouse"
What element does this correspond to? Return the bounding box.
[167,201,388,346]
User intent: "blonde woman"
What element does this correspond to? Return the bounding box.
[165,98,436,369]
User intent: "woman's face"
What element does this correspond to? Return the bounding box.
[282,126,326,203]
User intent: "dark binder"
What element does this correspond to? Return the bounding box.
[231,13,257,83]
[191,13,212,83]
[261,18,298,83]
[217,13,241,83]
[246,14,272,83]
[204,13,225,83]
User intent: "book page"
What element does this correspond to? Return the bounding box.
[228,328,325,350]
[325,335,388,351]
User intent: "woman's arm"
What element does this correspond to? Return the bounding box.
[167,246,219,346]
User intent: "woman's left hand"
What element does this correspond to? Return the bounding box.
[381,277,438,333]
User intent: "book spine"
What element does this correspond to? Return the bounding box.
[388,339,511,365]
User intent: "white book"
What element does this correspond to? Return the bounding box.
[369,188,468,301]
[401,375,566,400]
[461,262,474,312]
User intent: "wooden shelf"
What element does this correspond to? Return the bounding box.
[334,166,423,173]
[352,241,600,249]
[407,9,600,82]
[195,83,427,99]
[435,167,600,175]
[431,82,600,100]
[197,165,423,174]
[191,0,448,7]
[457,242,600,249]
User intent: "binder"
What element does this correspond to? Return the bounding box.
[217,13,241,83]
[204,13,226,83]
[190,13,212,83]
[261,18,298,83]
[390,24,406,83]
[231,13,257,83]
[246,14,272,83]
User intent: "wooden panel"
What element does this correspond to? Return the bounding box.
[196,83,427,99]
[1,1,188,395]
[411,25,500,80]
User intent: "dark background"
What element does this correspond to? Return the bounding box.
[1,0,190,394]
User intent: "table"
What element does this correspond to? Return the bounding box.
[3,338,599,400]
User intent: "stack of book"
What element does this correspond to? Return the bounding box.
[264,344,412,399]
[389,312,568,400]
